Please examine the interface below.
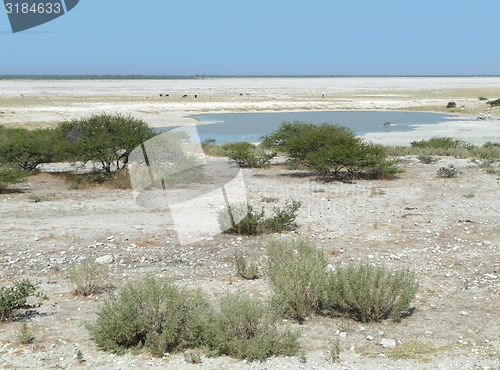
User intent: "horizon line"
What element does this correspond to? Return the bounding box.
[1,74,500,80]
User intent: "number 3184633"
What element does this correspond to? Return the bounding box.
[5,2,61,14]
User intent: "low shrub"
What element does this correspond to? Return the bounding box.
[446,102,456,108]
[201,139,225,157]
[327,338,341,362]
[487,98,500,107]
[0,163,26,192]
[263,200,302,232]
[0,279,46,319]
[66,260,110,296]
[437,165,459,178]
[417,155,439,164]
[220,200,302,235]
[266,238,419,323]
[87,276,213,355]
[220,203,265,235]
[88,276,300,361]
[206,292,300,361]
[222,142,276,168]
[17,322,34,344]
[184,351,203,364]
[234,251,260,280]
[322,262,419,322]
[479,97,488,101]
[411,137,474,150]
[266,237,327,321]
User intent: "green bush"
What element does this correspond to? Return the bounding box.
[234,251,260,280]
[266,238,327,321]
[487,98,500,107]
[322,262,419,322]
[58,113,156,174]
[201,139,225,157]
[220,202,265,235]
[220,200,302,235]
[0,280,46,319]
[0,163,26,192]
[0,125,63,171]
[206,292,300,361]
[88,276,300,361]
[417,155,439,164]
[66,260,110,296]
[437,165,459,178]
[446,102,456,108]
[411,137,475,150]
[87,276,213,355]
[262,121,401,179]
[263,200,302,232]
[222,142,276,168]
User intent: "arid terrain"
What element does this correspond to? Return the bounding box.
[1,77,500,369]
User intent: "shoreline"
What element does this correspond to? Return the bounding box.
[1,77,499,144]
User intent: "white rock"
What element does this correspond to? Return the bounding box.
[96,255,114,264]
[380,339,396,348]
[461,311,468,316]
[339,332,347,338]
[367,335,374,341]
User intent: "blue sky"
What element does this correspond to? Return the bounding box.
[1,0,499,76]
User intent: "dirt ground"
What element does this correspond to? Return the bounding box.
[1,156,500,369]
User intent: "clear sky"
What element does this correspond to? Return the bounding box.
[1,0,499,76]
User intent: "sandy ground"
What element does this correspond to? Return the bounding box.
[1,78,500,369]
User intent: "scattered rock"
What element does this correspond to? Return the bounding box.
[96,255,114,264]
[380,339,396,348]
[367,335,374,341]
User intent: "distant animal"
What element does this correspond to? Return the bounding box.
[159,94,163,97]
[194,94,197,98]
[182,94,188,98]
[384,121,391,127]
[165,94,169,97]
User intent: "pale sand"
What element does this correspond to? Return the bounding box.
[1,77,499,144]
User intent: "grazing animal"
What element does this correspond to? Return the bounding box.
[182,94,188,98]
[194,94,197,98]
[165,94,169,97]
[159,94,163,97]
[384,121,391,127]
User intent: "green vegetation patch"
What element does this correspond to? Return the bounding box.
[87,276,300,361]
[262,121,402,179]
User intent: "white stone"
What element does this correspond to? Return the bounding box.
[380,339,396,348]
[96,255,114,264]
